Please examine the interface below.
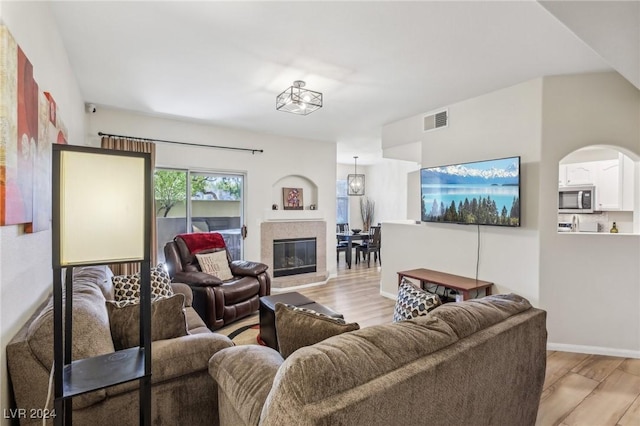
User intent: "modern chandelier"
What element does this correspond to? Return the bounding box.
[276,80,323,115]
[347,156,365,196]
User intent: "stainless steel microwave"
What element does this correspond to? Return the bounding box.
[558,185,596,213]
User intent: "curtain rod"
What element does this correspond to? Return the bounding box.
[98,132,264,154]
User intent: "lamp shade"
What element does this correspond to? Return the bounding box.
[52,145,151,267]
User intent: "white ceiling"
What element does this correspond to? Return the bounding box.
[49,1,637,165]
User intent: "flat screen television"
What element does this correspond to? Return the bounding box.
[420,156,520,227]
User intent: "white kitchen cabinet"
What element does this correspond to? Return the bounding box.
[595,159,620,210]
[621,154,635,211]
[559,154,635,211]
[558,164,567,186]
[565,162,597,186]
[594,154,634,211]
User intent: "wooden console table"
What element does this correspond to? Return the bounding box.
[397,268,493,301]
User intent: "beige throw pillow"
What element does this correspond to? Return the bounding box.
[106,293,188,350]
[196,251,233,281]
[275,303,360,359]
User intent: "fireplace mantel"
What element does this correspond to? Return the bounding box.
[261,220,328,288]
[263,209,325,222]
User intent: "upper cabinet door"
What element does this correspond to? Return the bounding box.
[595,159,621,210]
[558,164,567,186]
[565,162,596,186]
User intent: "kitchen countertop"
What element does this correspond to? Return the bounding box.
[557,231,640,236]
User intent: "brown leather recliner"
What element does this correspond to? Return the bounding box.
[164,233,270,330]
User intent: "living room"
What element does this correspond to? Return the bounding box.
[1,1,639,425]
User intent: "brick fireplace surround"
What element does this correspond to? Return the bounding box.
[261,221,328,289]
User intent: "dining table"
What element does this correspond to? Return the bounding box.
[337,232,370,268]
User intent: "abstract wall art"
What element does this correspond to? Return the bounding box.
[1,24,67,232]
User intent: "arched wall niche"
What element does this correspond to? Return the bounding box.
[272,175,319,209]
[558,144,638,234]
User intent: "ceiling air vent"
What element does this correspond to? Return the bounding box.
[423,110,448,132]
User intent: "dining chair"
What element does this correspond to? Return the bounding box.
[336,223,360,265]
[356,225,381,267]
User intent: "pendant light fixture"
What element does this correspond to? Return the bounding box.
[347,156,365,196]
[276,80,323,115]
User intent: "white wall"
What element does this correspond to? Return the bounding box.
[380,79,543,306]
[85,108,338,273]
[407,170,420,221]
[0,1,85,421]
[337,159,419,230]
[366,159,420,224]
[382,72,640,357]
[539,72,640,357]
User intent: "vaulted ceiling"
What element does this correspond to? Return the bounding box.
[50,1,638,164]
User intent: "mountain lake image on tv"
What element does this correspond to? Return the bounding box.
[421,156,520,227]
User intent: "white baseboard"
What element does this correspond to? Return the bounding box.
[380,290,397,301]
[270,279,329,293]
[547,342,640,359]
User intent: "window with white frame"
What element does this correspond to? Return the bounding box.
[336,180,349,224]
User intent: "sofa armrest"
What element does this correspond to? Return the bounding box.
[209,345,284,425]
[171,282,193,307]
[230,260,268,277]
[106,333,233,397]
[174,271,223,286]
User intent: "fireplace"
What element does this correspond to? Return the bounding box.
[261,220,327,288]
[273,238,317,277]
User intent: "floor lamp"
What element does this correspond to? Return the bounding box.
[51,144,152,425]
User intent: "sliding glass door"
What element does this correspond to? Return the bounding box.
[155,168,245,262]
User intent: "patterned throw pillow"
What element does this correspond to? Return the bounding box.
[393,278,442,322]
[275,303,360,359]
[288,305,347,324]
[112,264,174,307]
[195,251,234,281]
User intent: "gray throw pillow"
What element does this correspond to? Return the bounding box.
[275,303,360,359]
[393,278,442,322]
[106,293,188,350]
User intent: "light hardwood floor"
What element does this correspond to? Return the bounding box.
[289,258,640,426]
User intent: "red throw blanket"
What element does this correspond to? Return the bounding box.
[177,232,226,254]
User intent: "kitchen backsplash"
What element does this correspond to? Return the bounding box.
[558,211,634,233]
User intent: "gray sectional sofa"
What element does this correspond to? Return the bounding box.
[7,265,233,426]
[209,293,547,426]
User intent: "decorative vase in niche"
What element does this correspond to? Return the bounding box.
[360,196,375,232]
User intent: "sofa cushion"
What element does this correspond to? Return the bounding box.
[73,265,114,300]
[106,293,188,350]
[209,345,284,425]
[275,303,360,358]
[393,278,442,322]
[266,315,458,408]
[428,293,533,339]
[112,264,174,306]
[196,251,234,281]
[27,279,114,409]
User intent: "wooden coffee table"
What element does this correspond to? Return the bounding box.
[397,268,493,301]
